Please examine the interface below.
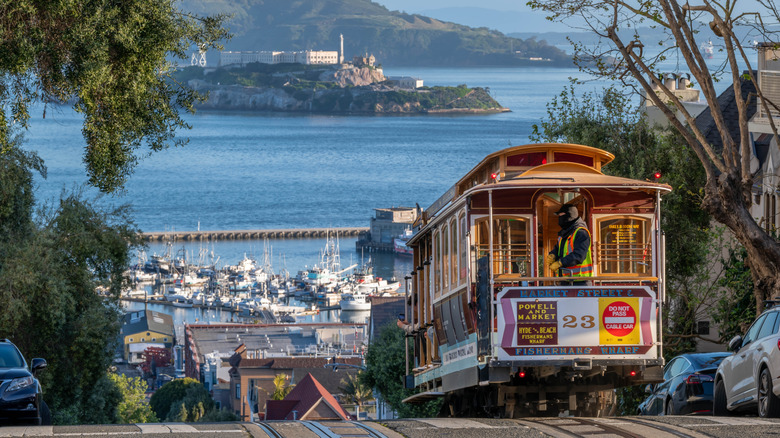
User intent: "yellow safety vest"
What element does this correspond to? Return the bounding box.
[556,227,593,277]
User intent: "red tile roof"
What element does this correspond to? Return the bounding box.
[265,373,351,421]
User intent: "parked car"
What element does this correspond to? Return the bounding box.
[714,301,780,417]
[0,339,49,425]
[638,352,730,415]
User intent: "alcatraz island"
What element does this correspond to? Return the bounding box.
[176,38,509,115]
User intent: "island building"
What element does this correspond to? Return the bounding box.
[182,323,364,421]
[220,34,348,67]
[386,76,424,89]
[120,310,174,363]
[357,206,419,252]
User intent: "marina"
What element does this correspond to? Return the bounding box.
[122,233,406,327]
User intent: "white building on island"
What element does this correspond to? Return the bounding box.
[220,34,347,67]
[220,50,339,67]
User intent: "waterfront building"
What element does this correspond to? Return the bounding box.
[120,310,174,363]
[359,207,419,252]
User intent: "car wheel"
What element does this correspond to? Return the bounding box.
[758,368,780,418]
[39,400,52,426]
[713,379,728,416]
[665,399,674,416]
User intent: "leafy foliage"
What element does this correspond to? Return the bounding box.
[713,245,757,342]
[0,132,144,425]
[0,0,228,193]
[150,378,219,422]
[362,323,441,418]
[340,372,374,407]
[107,373,159,424]
[271,373,294,401]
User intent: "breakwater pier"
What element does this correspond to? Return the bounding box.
[142,227,369,241]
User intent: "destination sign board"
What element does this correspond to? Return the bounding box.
[496,286,657,361]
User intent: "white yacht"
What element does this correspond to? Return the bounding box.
[339,291,371,311]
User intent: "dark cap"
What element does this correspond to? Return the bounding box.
[555,204,580,222]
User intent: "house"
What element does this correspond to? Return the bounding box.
[265,373,352,421]
[226,343,363,421]
[120,310,174,363]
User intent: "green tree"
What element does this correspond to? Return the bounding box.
[150,378,215,422]
[713,244,758,342]
[362,323,441,418]
[1,1,228,193]
[0,131,145,424]
[528,0,780,314]
[108,372,159,424]
[340,372,374,408]
[271,373,294,401]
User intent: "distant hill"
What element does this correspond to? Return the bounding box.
[415,7,562,34]
[179,0,572,67]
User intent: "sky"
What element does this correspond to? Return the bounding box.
[373,0,574,33]
[373,0,770,35]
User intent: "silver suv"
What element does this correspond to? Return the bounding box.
[714,302,780,417]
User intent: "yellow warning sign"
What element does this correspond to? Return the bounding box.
[599,298,640,345]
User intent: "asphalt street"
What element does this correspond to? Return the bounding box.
[1,416,779,437]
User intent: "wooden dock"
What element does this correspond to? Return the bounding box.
[142,227,369,242]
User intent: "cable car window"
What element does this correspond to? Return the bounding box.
[442,224,450,291]
[597,216,652,275]
[461,291,474,334]
[450,219,458,288]
[474,216,531,277]
[434,231,441,298]
[449,295,467,343]
[459,212,467,284]
[507,152,547,167]
[553,152,594,167]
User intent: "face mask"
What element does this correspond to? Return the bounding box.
[558,214,569,228]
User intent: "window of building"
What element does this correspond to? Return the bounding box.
[152,338,156,342]
[597,216,652,276]
[236,383,241,399]
[141,338,145,342]
[697,321,710,335]
[164,338,168,342]
[129,338,133,342]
